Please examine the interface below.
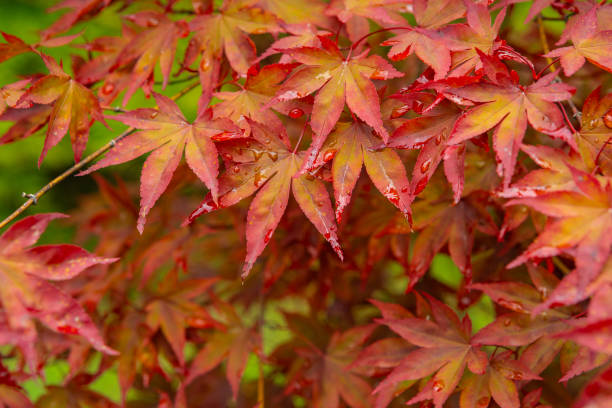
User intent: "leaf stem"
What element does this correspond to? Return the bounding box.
[536,15,555,71]
[552,256,571,275]
[347,26,412,59]
[0,82,201,230]
[292,119,309,154]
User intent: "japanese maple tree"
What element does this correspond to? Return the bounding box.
[0,0,612,407]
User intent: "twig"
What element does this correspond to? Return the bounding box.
[537,15,581,120]
[154,74,198,86]
[0,129,134,230]
[0,81,201,230]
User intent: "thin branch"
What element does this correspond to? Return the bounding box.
[154,74,198,86]
[0,81,201,230]
[0,129,134,230]
[537,15,581,120]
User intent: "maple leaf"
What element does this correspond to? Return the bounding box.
[386,94,464,198]
[379,0,468,80]
[40,0,111,39]
[498,145,593,198]
[445,72,575,187]
[545,7,612,76]
[441,2,507,76]
[0,32,33,64]
[113,11,189,105]
[82,92,241,233]
[286,324,377,408]
[375,295,487,408]
[471,268,576,347]
[326,0,408,41]
[74,26,137,105]
[273,41,403,170]
[186,120,343,277]
[145,271,217,367]
[554,283,612,356]
[576,86,612,176]
[382,28,452,80]
[185,0,282,100]
[460,350,541,408]
[408,196,497,289]
[506,168,612,292]
[0,31,82,65]
[185,297,259,399]
[212,63,306,136]
[17,55,106,165]
[317,121,413,223]
[573,363,612,408]
[257,24,328,63]
[0,214,118,370]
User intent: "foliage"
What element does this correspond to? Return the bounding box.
[1,0,612,407]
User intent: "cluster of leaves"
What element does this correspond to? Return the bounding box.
[1,0,612,407]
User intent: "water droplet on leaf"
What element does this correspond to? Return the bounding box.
[604,108,612,129]
[289,108,304,119]
[432,380,444,392]
[420,159,432,174]
[323,149,337,162]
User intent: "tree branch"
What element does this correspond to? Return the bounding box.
[0,128,134,230]
[0,80,201,230]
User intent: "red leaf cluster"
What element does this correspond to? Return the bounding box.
[1,0,612,406]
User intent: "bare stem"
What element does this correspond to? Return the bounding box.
[0,128,134,230]
[537,15,581,119]
[0,80,201,230]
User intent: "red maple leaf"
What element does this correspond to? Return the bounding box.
[82,93,241,232]
[0,214,117,370]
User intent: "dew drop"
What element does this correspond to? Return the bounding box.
[384,186,400,206]
[101,83,115,95]
[510,371,523,380]
[604,108,612,129]
[146,17,159,27]
[371,69,389,80]
[150,111,158,119]
[323,149,337,162]
[420,159,432,174]
[254,171,265,187]
[414,101,424,113]
[267,151,278,161]
[222,153,233,161]
[391,105,410,119]
[400,186,409,193]
[503,318,512,326]
[232,165,240,173]
[200,58,211,72]
[324,232,331,239]
[289,108,304,119]
[264,229,273,243]
[435,133,443,145]
[252,150,264,160]
[432,380,445,392]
